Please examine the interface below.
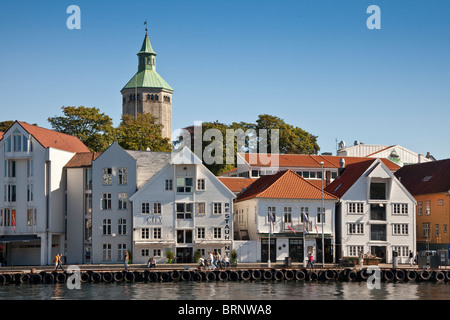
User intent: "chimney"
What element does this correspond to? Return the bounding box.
[338,158,346,176]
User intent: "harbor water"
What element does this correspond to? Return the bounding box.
[1,280,450,300]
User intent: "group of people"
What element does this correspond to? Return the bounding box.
[198,252,230,270]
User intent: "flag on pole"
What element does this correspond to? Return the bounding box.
[288,225,296,235]
[269,212,274,235]
[302,211,309,234]
[315,225,319,235]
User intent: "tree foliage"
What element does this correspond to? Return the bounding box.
[48,106,115,152]
[176,114,320,175]
[116,113,172,152]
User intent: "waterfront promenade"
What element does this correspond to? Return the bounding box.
[1,261,450,285]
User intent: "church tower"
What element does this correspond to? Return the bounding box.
[121,29,173,140]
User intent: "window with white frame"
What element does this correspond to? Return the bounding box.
[142,202,150,214]
[103,168,112,185]
[197,227,206,239]
[118,168,127,185]
[422,223,430,238]
[102,219,111,235]
[317,207,325,224]
[213,227,222,239]
[176,177,193,193]
[153,202,162,214]
[118,243,127,260]
[141,249,149,257]
[348,202,364,214]
[164,179,173,191]
[27,208,37,226]
[392,223,409,235]
[5,160,16,178]
[348,223,364,234]
[392,246,409,257]
[393,203,408,215]
[118,193,127,210]
[27,183,33,202]
[425,201,431,215]
[118,218,127,235]
[153,249,161,257]
[213,202,222,215]
[153,227,162,239]
[4,184,16,202]
[197,178,205,191]
[196,202,206,215]
[101,193,112,210]
[284,206,292,223]
[417,201,423,216]
[141,228,150,239]
[348,245,364,257]
[176,203,193,219]
[102,244,111,261]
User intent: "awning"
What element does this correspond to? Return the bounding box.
[0,235,40,243]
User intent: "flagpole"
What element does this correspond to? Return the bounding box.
[321,161,325,267]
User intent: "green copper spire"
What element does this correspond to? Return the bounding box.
[138,34,156,55]
[121,32,173,92]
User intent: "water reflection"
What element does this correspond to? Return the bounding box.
[0,281,450,300]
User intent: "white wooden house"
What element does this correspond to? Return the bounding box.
[129,147,236,264]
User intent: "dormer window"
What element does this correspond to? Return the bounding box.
[6,129,31,153]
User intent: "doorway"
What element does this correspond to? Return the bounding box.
[371,246,386,263]
[176,247,193,263]
[289,239,303,262]
[261,238,276,263]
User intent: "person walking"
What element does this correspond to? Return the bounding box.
[358,250,364,268]
[408,250,414,266]
[55,254,64,271]
[307,251,314,268]
[124,251,129,270]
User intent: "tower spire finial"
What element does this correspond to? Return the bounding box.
[144,19,148,35]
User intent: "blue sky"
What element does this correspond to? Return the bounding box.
[0,0,449,160]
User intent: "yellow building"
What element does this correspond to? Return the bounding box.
[395,159,450,251]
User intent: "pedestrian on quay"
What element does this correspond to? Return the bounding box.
[358,250,364,268]
[147,257,156,268]
[55,254,64,271]
[124,251,130,270]
[222,255,230,268]
[208,252,215,270]
[409,250,414,266]
[307,251,314,268]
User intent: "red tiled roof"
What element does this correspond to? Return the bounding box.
[236,170,338,202]
[324,159,377,198]
[239,153,400,172]
[394,158,450,195]
[18,121,89,153]
[0,132,4,140]
[65,152,102,168]
[218,177,258,193]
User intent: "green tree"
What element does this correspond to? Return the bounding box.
[116,113,172,152]
[176,115,319,175]
[0,121,15,133]
[48,106,115,152]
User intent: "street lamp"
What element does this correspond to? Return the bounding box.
[320,161,325,267]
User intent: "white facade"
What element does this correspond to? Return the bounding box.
[130,147,236,264]
[90,142,137,264]
[0,122,88,266]
[329,159,416,264]
[234,197,337,263]
[337,142,433,166]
